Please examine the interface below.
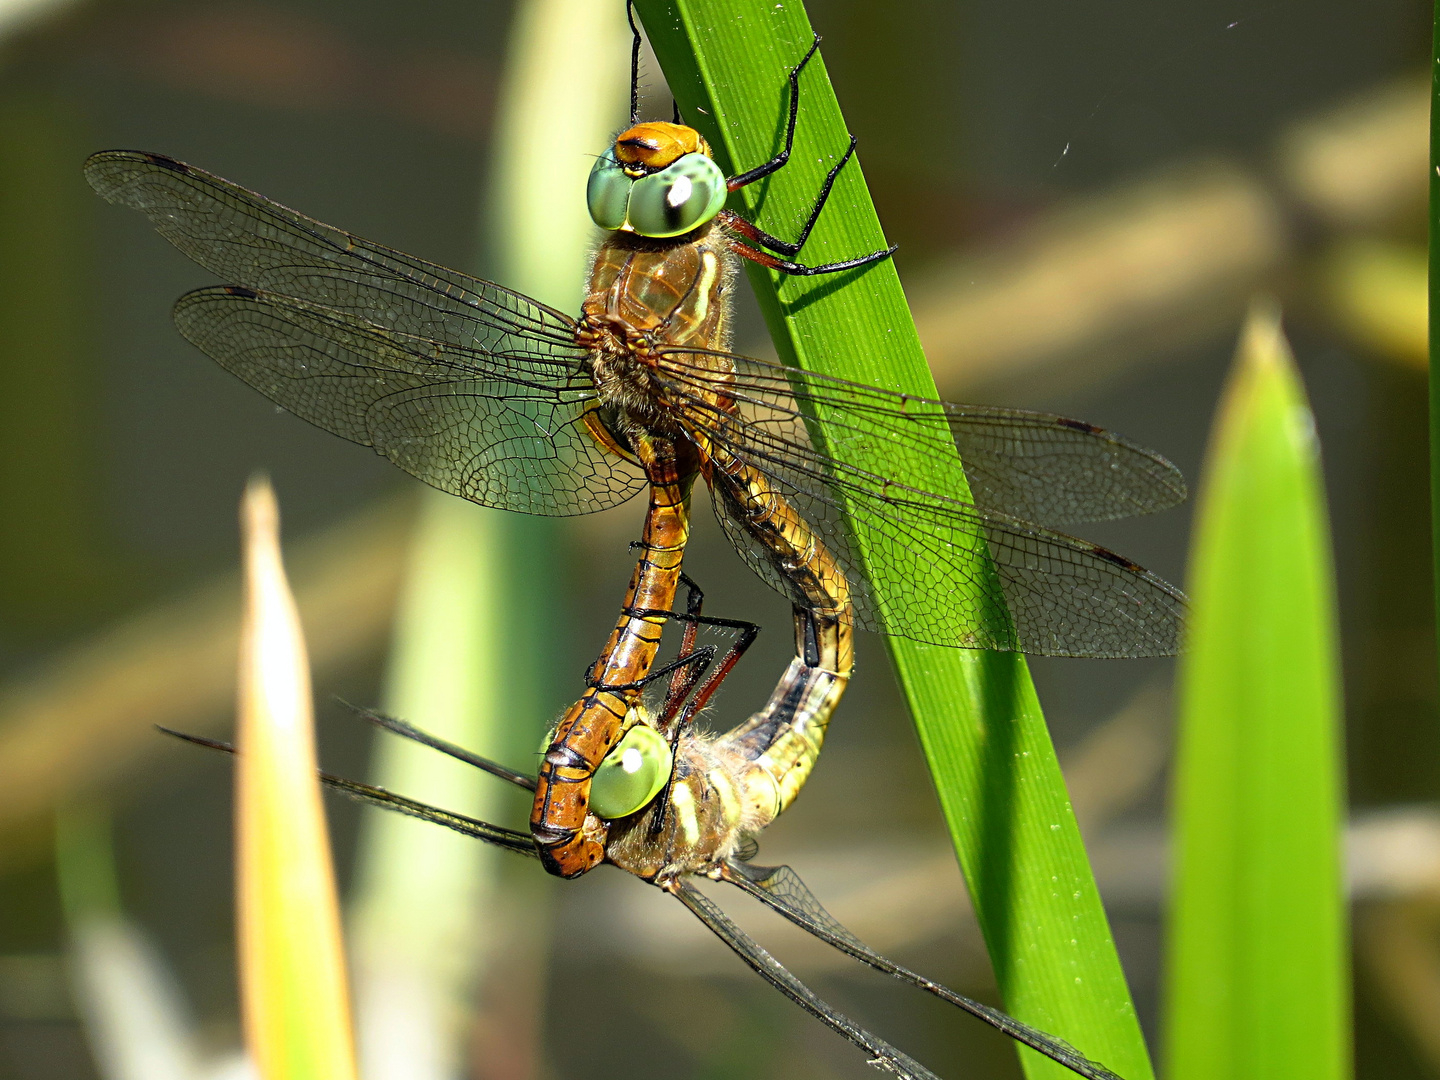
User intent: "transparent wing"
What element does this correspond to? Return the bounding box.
[87,150,645,513]
[85,150,580,355]
[723,862,1126,1080]
[654,349,1183,527]
[174,287,645,514]
[656,350,1186,657]
[945,404,1185,525]
[672,881,944,1080]
[159,728,539,857]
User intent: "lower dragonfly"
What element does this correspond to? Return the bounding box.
[167,569,1123,1080]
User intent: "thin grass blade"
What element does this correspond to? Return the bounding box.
[235,477,357,1080]
[1431,0,1440,684]
[349,5,630,1076]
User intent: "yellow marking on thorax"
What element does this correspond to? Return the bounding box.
[689,250,720,328]
[669,780,700,846]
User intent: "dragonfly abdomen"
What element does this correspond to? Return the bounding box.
[723,606,853,827]
[703,446,852,618]
[530,434,696,878]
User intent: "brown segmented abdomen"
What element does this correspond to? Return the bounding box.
[604,447,856,882]
[530,433,693,878]
[530,228,736,879]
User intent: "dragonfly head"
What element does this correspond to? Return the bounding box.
[588,122,727,239]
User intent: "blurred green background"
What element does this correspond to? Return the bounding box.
[0,0,1432,1077]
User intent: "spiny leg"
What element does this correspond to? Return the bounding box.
[664,570,710,711]
[717,135,856,257]
[648,573,760,837]
[725,234,896,277]
[626,0,642,124]
[721,35,895,275]
[724,34,822,191]
[588,564,753,696]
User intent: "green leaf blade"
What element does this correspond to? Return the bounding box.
[1165,304,1349,1080]
[634,3,1155,1077]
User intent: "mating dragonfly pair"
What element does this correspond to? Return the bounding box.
[91,15,1183,1080]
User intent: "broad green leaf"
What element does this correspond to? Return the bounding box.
[632,3,1154,1077]
[1165,304,1349,1080]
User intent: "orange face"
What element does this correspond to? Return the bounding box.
[613,122,710,174]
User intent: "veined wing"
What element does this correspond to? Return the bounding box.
[159,729,540,857]
[722,862,1126,1080]
[175,287,645,515]
[672,881,944,1080]
[659,348,1184,526]
[85,151,582,363]
[655,349,1185,657]
[87,150,642,513]
[945,403,1184,525]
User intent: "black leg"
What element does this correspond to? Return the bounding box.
[585,641,717,693]
[627,0,642,125]
[725,34,822,192]
[717,35,896,276]
[647,595,760,838]
[725,136,858,257]
[665,571,709,710]
[724,231,897,277]
[590,568,759,696]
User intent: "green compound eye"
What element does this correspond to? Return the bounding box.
[625,153,727,238]
[586,148,632,231]
[590,723,673,820]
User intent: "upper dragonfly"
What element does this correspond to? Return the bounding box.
[83,36,1185,664]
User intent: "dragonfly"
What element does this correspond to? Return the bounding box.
[165,568,1126,1080]
[86,20,1183,882]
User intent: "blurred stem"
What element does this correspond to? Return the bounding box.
[350,3,629,1079]
[55,804,122,923]
[57,805,202,1080]
[351,494,511,1080]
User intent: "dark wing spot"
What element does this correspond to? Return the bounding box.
[141,152,188,172]
[1092,546,1144,571]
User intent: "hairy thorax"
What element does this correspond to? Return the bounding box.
[579,224,735,415]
